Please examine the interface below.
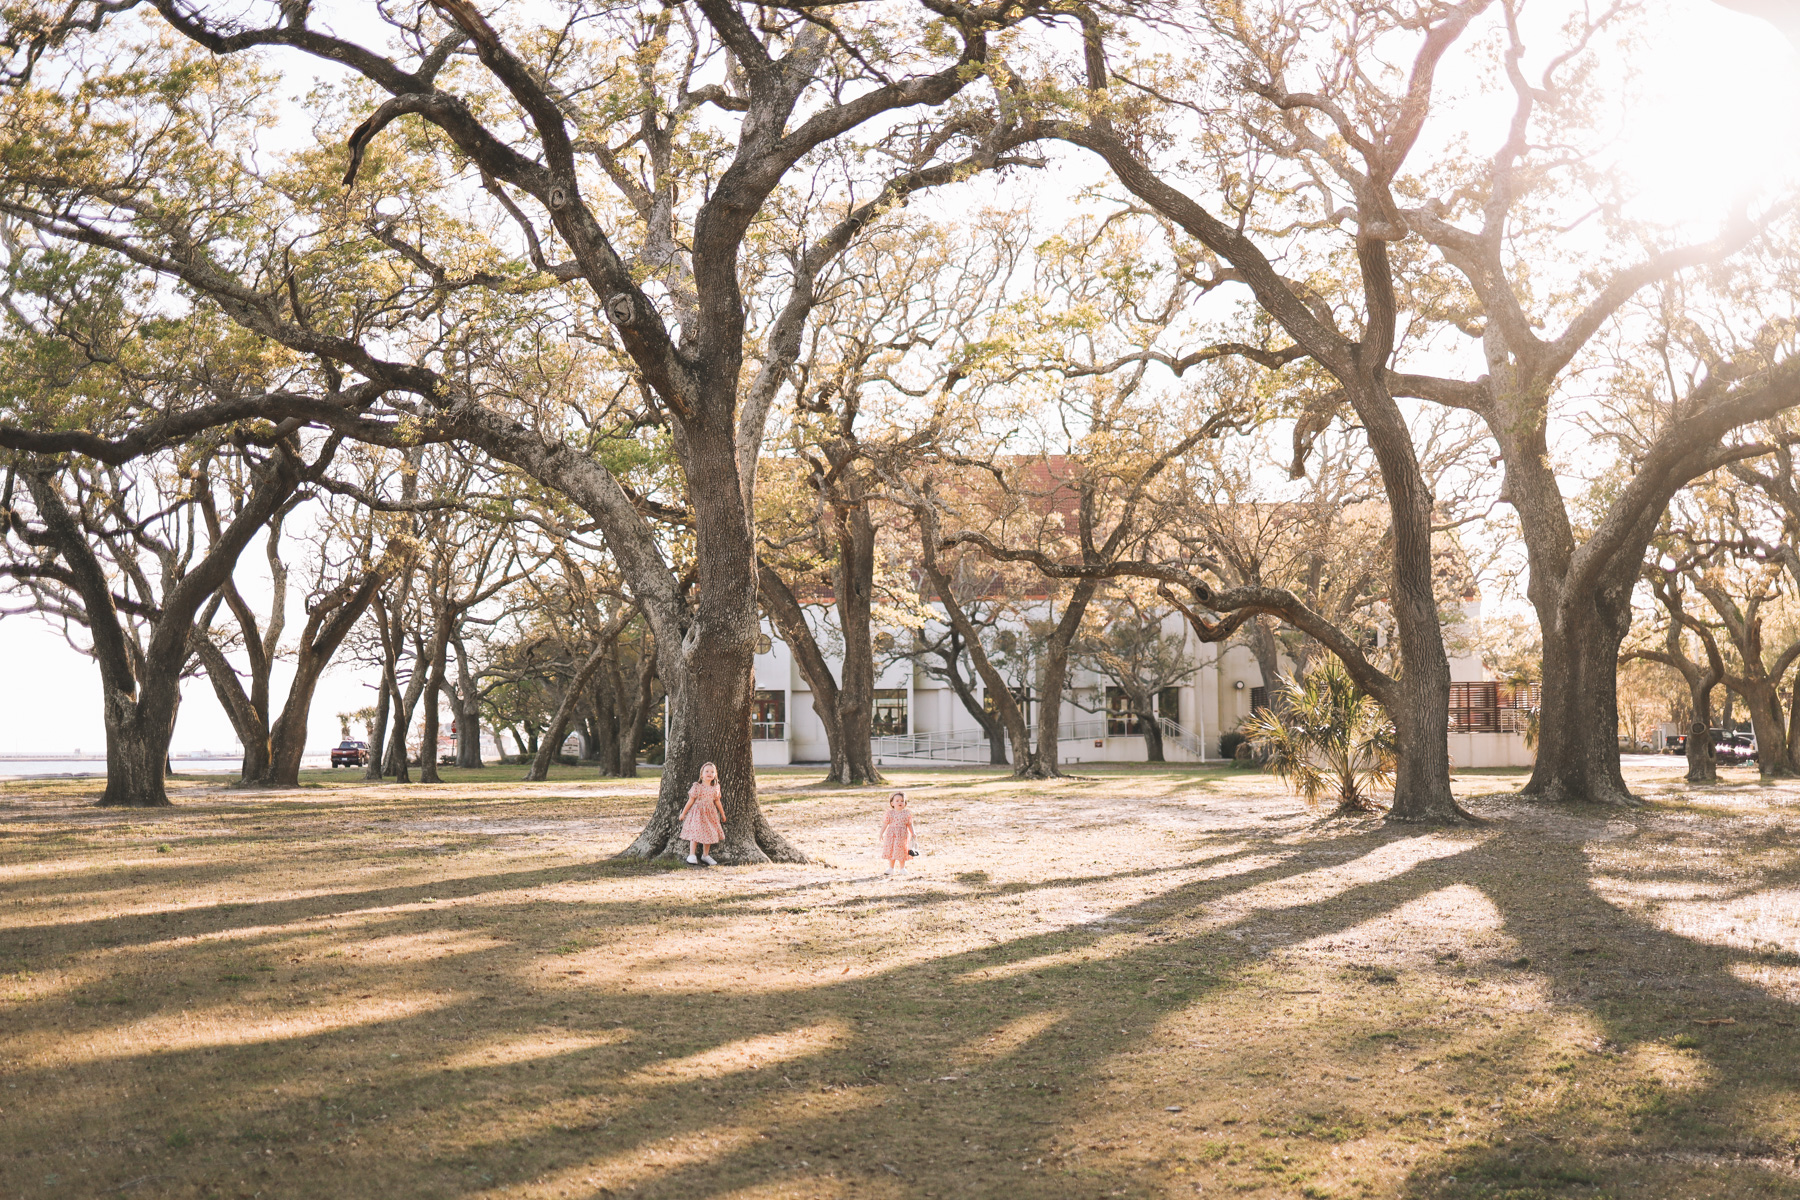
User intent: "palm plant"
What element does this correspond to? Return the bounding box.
[1238,658,1396,813]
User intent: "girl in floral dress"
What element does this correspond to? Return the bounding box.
[680,761,726,865]
[878,791,915,873]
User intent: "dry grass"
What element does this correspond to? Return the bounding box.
[4,760,1800,1200]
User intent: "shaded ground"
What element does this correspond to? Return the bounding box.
[2,761,1799,1199]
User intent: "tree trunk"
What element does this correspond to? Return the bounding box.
[232,718,272,783]
[1685,574,1800,778]
[528,634,614,781]
[1686,717,1717,784]
[919,554,1032,770]
[101,699,177,808]
[1359,390,1464,824]
[927,628,1010,765]
[594,658,624,776]
[384,633,428,783]
[1787,693,1800,775]
[758,561,851,782]
[364,658,392,781]
[372,592,406,778]
[457,696,485,766]
[984,723,1009,765]
[619,424,804,864]
[453,633,484,768]
[23,457,298,808]
[266,569,388,785]
[1137,692,1167,763]
[1245,617,1285,705]
[618,640,656,778]
[1495,370,1702,808]
[830,499,883,786]
[1640,572,1723,786]
[1060,130,1462,822]
[937,643,1009,763]
[370,477,418,781]
[191,631,272,785]
[1524,589,1635,805]
[1736,679,1792,781]
[1026,581,1097,778]
[419,622,450,784]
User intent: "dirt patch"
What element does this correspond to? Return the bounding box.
[2,762,1799,1199]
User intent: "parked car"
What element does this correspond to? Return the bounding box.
[1715,731,1758,766]
[1656,731,1757,763]
[330,740,368,768]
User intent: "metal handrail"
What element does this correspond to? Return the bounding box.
[1049,717,1111,745]
[870,728,994,762]
[1156,716,1213,760]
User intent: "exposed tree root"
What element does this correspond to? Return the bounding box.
[615,810,807,865]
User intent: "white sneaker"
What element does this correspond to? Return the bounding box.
[686,855,699,865]
[701,854,717,866]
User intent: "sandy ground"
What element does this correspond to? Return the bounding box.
[3,760,1800,1200]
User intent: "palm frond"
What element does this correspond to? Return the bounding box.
[1240,658,1394,813]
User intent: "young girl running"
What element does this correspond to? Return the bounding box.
[878,791,915,873]
[680,761,726,865]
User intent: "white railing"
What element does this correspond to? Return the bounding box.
[1052,716,1113,745]
[870,728,997,762]
[1156,716,1214,761]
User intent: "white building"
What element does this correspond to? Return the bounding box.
[747,592,1535,769]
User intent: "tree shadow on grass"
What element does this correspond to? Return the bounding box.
[1388,805,1800,1199]
[3,797,1799,1199]
[1,807,1419,1198]
[0,796,1314,964]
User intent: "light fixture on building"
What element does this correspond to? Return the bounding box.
[1233,680,1245,690]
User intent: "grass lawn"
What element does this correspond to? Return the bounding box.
[3,761,1799,1199]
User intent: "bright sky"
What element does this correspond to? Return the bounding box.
[0,0,1795,757]
[1615,1,1800,224]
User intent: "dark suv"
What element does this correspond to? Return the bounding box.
[1715,731,1758,766]
[330,740,369,768]
[1659,731,1757,763]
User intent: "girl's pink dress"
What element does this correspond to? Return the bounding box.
[681,783,724,844]
[879,808,913,860]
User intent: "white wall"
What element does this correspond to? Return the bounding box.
[755,595,1525,767]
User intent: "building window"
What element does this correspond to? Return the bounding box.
[755,632,773,655]
[1249,685,1270,714]
[1105,687,1143,735]
[871,689,908,736]
[1449,681,1539,733]
[1108,687,1182,734]
[751,690,785,740]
